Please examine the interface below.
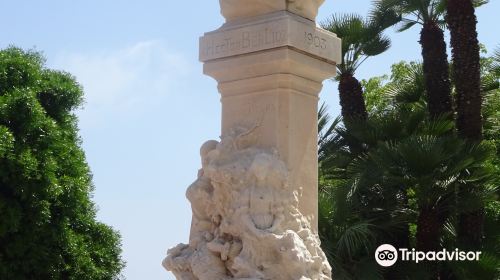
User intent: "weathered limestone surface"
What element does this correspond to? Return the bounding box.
[164,1,340,279]
[164,130,331,279]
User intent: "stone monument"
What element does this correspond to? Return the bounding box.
[164,1,341,279]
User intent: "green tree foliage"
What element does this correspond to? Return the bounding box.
[482,47,500,175]
[319,58,499,279]
[0,47,124,279]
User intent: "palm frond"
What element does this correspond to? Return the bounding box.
[397,19,419,32]
[371,0,445,31]
[363,34,391,57]
[369,0,402,29]
[492,46,500,76]
[472,0,490,8]
[335,222,378,257]
[321,13,391,76]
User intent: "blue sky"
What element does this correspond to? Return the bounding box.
[0,1,498,279]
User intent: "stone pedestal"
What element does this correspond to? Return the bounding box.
[164,1,341,279]
[200,9,340,229]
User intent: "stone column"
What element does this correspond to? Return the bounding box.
[164,1,341,279]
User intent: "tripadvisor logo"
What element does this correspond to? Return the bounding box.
[375,244,482,267]
[375,244,398,267]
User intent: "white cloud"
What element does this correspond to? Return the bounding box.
[51,41,191,116]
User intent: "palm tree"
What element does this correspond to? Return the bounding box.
[321,14,391,122]
[318,60,499,279]
[446,0,488,249]
[371,0,453,119]
[317,102,469,279]
[374,65,456,255]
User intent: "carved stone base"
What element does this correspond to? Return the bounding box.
[163,127,331,280]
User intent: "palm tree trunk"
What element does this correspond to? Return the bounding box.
[447,0,483,141]
[418,23,453,274]
[338,73,368,154]
[416,205,442,278]
[419,21,453,118]
[416,206,441,252]
[458,209,484,249]
[396,189,410,249]
[338,73,368,121]
[447,0,484,249]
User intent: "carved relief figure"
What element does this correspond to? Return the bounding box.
[186,140,218,246]
[164,127,332,280]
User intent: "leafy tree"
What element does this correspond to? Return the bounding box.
[321,14,391,122]
[371,0,453,118]
[0,47,124,279]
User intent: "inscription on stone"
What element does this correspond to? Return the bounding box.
[245,101,276,115]
[200,15,341,63]
[304,31,327,49]
[203,28,286,57]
